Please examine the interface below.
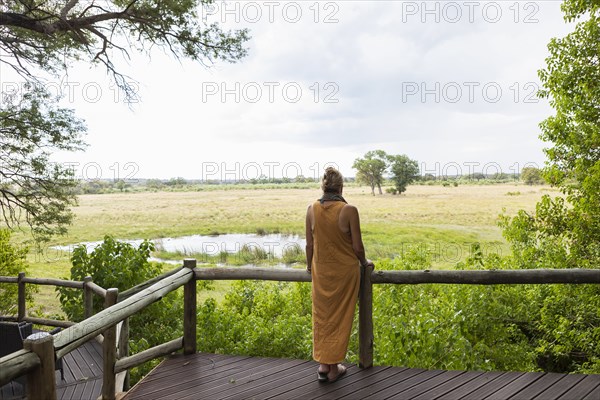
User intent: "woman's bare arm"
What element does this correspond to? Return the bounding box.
[344,205,374,268]
[305,205,314,272]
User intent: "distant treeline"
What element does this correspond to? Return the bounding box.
[73,168,545,195]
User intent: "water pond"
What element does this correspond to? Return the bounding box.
[53,233,306,265]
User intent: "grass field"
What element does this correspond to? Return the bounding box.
[10,183,559,315]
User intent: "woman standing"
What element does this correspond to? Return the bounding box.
[305,167,374,383]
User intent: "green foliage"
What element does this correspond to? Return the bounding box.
[520,167,545,185]
[387,154,420,194]
[1,1,249,96]
[197,280,312,359]
[0,86,86,243]
[498,1,600,372]
[353,150,389,195]
[0,229,35,315]
[196,246,599,374]
[56,236,184,384]
[1,0,249,241]
[57,236,161,320]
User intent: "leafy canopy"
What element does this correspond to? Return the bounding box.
[501,0,600,269]
[353,150,388,195]
[0,0,250,240]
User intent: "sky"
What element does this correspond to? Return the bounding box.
[4,1,576,181]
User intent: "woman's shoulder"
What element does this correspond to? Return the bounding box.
[340,203,359,214]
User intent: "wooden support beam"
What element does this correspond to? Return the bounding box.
[118,266,184,302]
[83,276,94,319]
[102,288,118,400]
[117,317,130,390]
[17,272,26,321]
[54,267,193,357]
[195,267,311,282]
[370,268,600,285]
[183,259,197,355]
[23,316,75,328]
[22,277,83,288]
[0,350,40,386]
[24,332,56,400]
[359,264,374,369]
[114,337,183,373]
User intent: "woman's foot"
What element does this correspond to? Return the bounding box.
[327,364,347,383]
[317,365,329,382]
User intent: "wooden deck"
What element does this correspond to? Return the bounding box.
[122,353,600,400]
[0,338,103,400]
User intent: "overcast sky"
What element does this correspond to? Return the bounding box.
[10,1,575,181]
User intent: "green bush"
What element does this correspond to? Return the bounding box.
[56,235,184,384]
[195,248,599,374]
[0,229,35,315]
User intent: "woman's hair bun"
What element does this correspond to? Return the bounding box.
[321,167,343,193]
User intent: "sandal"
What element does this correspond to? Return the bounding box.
[317,370,328,382]
[327,364,347,383]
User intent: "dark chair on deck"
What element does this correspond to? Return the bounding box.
[0,321,64,383]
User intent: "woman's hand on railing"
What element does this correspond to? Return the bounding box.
[362,259,375,269]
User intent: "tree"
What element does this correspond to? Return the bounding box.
[387,154,419,195]
[499,0,600,373]
[1,1,249,240]
[501,0,600,269]
[1,86,86,242]
[520,167,544,185]
[352,150,388,195]
[1,1,249,98]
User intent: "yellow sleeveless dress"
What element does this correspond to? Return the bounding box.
[311,200,360,364]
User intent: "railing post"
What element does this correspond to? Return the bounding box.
[359,263,374,369]
[83,276,94,319]
[102,288,118,400]
[17,272,26,321]
[183,258,197,355]
[24,332,57,400]
[117,317,130,390]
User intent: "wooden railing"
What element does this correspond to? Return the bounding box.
[1,261,599,400]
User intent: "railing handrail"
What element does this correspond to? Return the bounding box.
[1,263,599,399]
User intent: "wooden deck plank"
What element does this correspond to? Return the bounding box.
[240,360,334,399]
[435,371,505,400]
[360,369,445,399]
[58,382,75,400]
[386,370,467,399]
[557,375,600,400]
[165,357,301,400]
[139,353,247,384]
[515,372,575,400]
[458,371,524,400]
[119,353,600,400]
[410,370,486,400]
[124,354,257,399]
[246,361,330,399]
[581,383,600,400]
[189,358,313,400]
[78,341,103,376]
[266,364,368,399]
[484,371,546,399]
[287,366,396,400]
[530,374,586,400]
[310,366,398,400]
[70,346,96,381]
[336,368,428,400]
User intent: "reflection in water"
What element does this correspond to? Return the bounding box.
[53,233,306,265]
